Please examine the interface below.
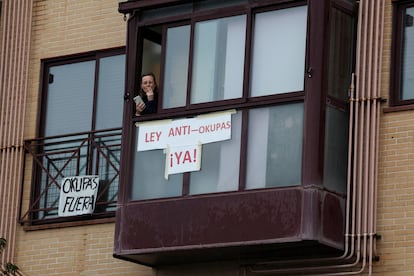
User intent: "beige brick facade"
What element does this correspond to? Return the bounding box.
[11,0,151,275]
[16,224,152,276]
[2,0,414,275]
[374,0,414,275]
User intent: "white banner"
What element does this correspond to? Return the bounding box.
[58,175,99,217]
[136,110,235,177]
[136,110,234,151]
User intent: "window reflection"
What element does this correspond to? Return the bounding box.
[250,6,307,97]
[46,61,95,136]
[327,7,355,101]
[96,54,126,129]
[191,15,246,104]
[246,103,303,189]
[163,25,190,108]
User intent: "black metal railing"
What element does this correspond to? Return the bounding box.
[20,128,122,225]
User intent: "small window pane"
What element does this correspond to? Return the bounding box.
[131,142,183,200]
[189,111,242,195]
[402,7,414,100]
[96,54,125,130]
[163,25,190,108]
[327,8,355,101]
[45,61,95,136]
[246,103,303,189]
[250,6,307,97]
[191,15,246,104]
[324,106,348,194]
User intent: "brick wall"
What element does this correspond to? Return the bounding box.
[15,0,414,275]
[17,1,152,275]
[375,0,414,274]
[17,225,151,276]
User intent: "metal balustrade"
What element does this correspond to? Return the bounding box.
[20,128,122,225]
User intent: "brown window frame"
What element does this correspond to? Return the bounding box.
[390,0,414,107]
[21,47,126,228]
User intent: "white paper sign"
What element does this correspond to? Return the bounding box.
[58,175,99,217]
[136,110,234,151]
[165,143,202,177]
[136,110,235,177]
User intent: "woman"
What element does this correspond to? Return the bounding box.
[135,73,158,116]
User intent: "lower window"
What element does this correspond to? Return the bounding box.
[131,103,304,201]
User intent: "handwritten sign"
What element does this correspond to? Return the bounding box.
[165,144,202,177]
[136,110,235,177]
[58,175,99,217]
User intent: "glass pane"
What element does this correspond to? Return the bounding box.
[246,103,303,189]
[163,25,190,108]
[131,132,183,200]
[45,61,95,136]
[327,8,355,101]
[189,111,241,195]
[324,106,348,194]
[191,15,246,104]
[95,54,125,130]
[250,6,307,97]
[402,7,414,100]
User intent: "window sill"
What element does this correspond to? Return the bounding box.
[383,103,414,113]
[22,217,115,231]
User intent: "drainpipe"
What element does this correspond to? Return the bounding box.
[0,1,32,275]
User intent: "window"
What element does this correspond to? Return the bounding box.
[246,103,304,189]
[22,48,125,225]
[116,0,356,266]
[250,7,307,97]
[130,4,308,200]
[391,1,414,106]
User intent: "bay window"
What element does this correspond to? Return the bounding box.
[116,0,356,267]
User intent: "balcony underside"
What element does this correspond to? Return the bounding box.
[114,186,345,267]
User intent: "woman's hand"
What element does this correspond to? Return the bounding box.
[135,101,146,116]
[144,87,154,101]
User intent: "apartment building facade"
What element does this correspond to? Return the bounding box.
[0,0,413,275]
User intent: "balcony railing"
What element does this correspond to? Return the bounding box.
[20,128,122,226]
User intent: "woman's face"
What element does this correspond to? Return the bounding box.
[141,75,156,92]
